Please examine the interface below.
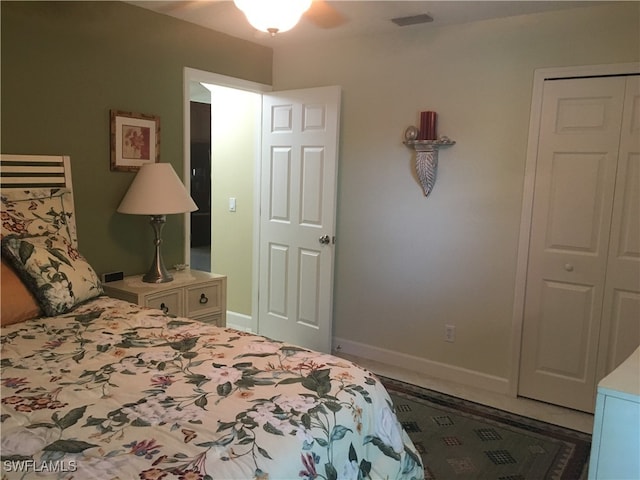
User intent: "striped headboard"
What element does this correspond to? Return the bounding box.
[0,154,73,189]
[0,154,78,247]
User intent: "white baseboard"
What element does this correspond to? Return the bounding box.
[226,311,254,332]
[333,337,510,395]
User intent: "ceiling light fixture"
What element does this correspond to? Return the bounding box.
[233,0,312,36]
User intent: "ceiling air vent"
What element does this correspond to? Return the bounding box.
[391,13,434,27]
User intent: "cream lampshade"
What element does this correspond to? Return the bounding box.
[117,163,197,283]
[233,0,312,35]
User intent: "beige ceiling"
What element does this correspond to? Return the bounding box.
[128,1,607,47]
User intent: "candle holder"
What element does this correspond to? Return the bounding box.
[403,136,456,197]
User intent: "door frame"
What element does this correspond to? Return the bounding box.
[509,62,640,396]
[182,67,272,331]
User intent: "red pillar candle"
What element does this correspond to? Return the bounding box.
[419,111,437,140]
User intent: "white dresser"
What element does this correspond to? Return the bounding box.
[588,347,640,479]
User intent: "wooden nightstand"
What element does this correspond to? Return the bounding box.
[103,269,227,326]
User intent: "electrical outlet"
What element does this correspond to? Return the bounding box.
[445,324,456,343]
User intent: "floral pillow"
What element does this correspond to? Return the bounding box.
[1,235,103,316]
[1,188,78,247]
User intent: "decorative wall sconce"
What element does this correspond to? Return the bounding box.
[403,111,455,197]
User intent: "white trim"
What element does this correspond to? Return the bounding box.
[184,67,273,95]
[335,337,510,395]
[526,63,640,81]
[183,69,194,265]
[251,100,263,338]
[509,62,640,397]
[226,311,255,332]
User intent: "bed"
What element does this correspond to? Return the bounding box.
[1,155,424,480]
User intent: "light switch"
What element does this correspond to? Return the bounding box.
[228,197,236,212]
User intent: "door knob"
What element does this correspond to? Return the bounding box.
[319,235,331,245]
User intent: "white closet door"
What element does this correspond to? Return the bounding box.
[519,76,626,412]
[596,76,640,377]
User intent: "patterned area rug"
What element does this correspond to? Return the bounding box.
[380,377,591,480]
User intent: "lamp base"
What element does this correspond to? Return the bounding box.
[143,268,173,284]
[142,215,173,283]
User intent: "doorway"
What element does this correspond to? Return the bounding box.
[183,68,342,352]
[184,68,271,332]
[189,99,212,272]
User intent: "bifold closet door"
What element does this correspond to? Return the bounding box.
[595,76,640,381]
[518,76,628,413]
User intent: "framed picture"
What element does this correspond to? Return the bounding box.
[110,110,160,171]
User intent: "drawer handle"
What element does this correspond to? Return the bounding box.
[199,293,209,305]
[160,302,169,314]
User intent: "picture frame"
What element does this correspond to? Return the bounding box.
[110,110,160,172]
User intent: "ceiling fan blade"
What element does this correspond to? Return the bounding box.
[156,0,215,14]
[304,0,348,29]
[154,1,190,13]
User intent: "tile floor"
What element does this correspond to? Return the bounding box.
[337,352,594,434]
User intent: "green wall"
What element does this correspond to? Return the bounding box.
[210,86,260,316]
[1,1,272,276]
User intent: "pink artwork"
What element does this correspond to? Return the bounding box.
[122,124,151,160]
[110,110,160,171]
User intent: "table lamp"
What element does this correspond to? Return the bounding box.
[117,163,197,283]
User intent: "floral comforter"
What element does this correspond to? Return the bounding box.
[1,297,423,480]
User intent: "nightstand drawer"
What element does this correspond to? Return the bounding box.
[103,269,226,327]
[186,282,222,317]
[193,313,223,326]
[146,290,182,316]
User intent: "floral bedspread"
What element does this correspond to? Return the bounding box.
[1,297,423,480]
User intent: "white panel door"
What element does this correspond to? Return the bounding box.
[258,86,340,353]
[519,76,626,412]
[596,76,640,376]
